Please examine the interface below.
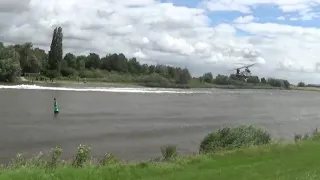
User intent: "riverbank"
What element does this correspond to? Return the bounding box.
[293,86,320,92]
[0,140,319,180]
[0,124,319,180]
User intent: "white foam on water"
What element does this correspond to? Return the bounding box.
[0,84,212,94]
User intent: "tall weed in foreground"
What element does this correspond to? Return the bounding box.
[9,153,27,168]
[72,144,91,167]
[99,153,120,166]
[199,125,271,153]
[7,151,46,168]
[27,151,46,167]
[161,145,178,161]
[49,147,62,168]
[294,128,320,142]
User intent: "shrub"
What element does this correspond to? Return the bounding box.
[10,153,27,168]
[60,67,78,77]
[99,153,119,165]
[199,125,271,153]
[294,128,320,142]
[79,70,95,78]
[142,73,170,87]
[72,144,91,167]
[161,145,178,161]
[49,147,62,168]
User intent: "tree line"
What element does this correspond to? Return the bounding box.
[0,26,291,89]
[0,27,192,87]
[199,72,291,89]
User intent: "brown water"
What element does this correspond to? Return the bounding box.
[0,84,319,163]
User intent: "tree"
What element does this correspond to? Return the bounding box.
[246,76,260,84]
[298,82,305,87]
[261,77,267,84]
[48,27,63,74]
[214,74,229,85]
[13,43,42,74]
[0,46,21,82]
[63,53,76,69]
[283,80,290,89]
[85,53,100,69]
[201,72,213,83]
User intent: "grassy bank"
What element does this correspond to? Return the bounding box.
[292,86,320,92]
[1,141,320,180]
[0,125,319,180]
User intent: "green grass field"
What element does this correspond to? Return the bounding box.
[1,140,320,180]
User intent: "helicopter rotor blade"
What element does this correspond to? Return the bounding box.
[236,63,256,70]
[245,63,256,68]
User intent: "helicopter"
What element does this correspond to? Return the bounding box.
[229,63,256,79]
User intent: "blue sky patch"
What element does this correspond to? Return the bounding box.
[160,0,198,8]
[159,0,320,35]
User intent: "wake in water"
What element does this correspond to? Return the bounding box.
[0,84,212,94]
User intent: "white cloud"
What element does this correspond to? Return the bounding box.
[276,16,285,20]
[235,22,320,82]
[0,0,320,83]
[202,0,320,20]
[234,15,255,23]
[290,17,299,20]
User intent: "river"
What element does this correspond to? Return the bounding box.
[0,84,319,163]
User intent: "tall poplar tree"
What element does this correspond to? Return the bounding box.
[48,27,63,73]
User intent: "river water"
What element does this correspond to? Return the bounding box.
[0,83,319,163]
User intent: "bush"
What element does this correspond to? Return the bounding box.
[142,73,170,87]
[161,145,178,161]
[199,125,271,153]
[79,70,95,78]
[0,58,21,82]
[99,153,119,165]
[60,67,78,77]
[298,82,305,87]
[72,144,91,167]
[294,128,320,142]
[49,146,62,168]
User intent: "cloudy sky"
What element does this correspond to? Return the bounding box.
[1,0,320,83]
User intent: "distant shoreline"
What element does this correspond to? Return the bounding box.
[0,77,316,92]
[11,77,285,90]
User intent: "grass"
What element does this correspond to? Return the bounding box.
[1,141,320,180]
[293,86,320,92]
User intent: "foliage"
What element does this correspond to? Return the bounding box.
[298,81,306,87]
[49,147,62,168]
[246,76,260,84]
[199,125,271,153]
[2,133,320,180]
[0,46,21,82]
[267,78,290,88]
[200,72,213,83]
[72,144,91,167]
[0,58,21,82]
[197,72,291,89]
[1,126,320,180]
[160,145,178,161]
[214,74,230,85]
[294,128,320,142]
[48,27,63,73]
[99,153,120,165]
[0,26,291,88]
[1,27,192,85]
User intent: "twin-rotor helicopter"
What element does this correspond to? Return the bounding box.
[229,63,256,79]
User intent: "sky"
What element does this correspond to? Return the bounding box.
[1,0,320,84]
